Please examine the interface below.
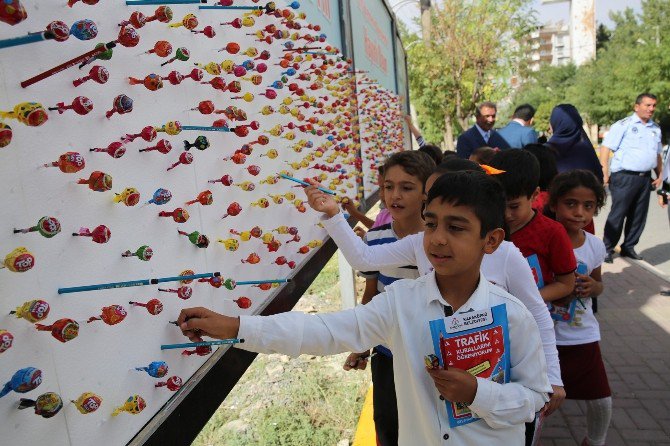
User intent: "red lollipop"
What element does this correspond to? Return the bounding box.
[192,100,216,115]
[35,318,79,343]
[44,151,85,173]
[158,207,189,223]
[116,26,140,47]
[145,40,172,57]
[273,256,287,265]
[164,71,182,86]
[73,65,109,87]
[220,42,240,54]
[233,126,249,138]
[146,6,172,23]
[167,151,193,171]
[260,89,277,100]
[77,171,112,192]
[158,286,192,300]
[139,139,171,154]
[182,345,211,356]
[221,202,242,219]
[90,141,126,158]
[128,299,163,315]
[45,20,70,42]
[185,190,213,206]
[87,305,127,325]
[186,68,203,81]
[255,50,271,60]
[119,11,146,28]
[105,94,133,119]
[246,165,261,176]
[48,96,93,115]
[192,26,215,38]
[241,253,260,264]
[234,297,252,309]
[73,225,111,243]
[155,376,182,391]
[123,125,156,142]
[225,81,242,93]
[208,175,233,186]
[128,74,163,91]
[201,77,226,91]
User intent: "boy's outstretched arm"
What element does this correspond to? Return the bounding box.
[341,197,375,229]
[178,307,240,342]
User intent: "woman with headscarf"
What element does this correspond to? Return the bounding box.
[547,104,604,183]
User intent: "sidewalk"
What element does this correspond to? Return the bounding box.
[352,257,670,445]
[541,257,670,445]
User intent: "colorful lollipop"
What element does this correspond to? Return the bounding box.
[70,19,98,41]
[119,11,146,28]
[147,188,172,205]
[192,25,215,38]
[241,253,260,264]
[128,73,163,91]
[181,345,211,356]
[43,151,85,173]
[234,297,252,309]
[90,141,126,158]
[146,6,172,23]
[0,0,27,25]
[161,47,190,66]
[113,187,140,206]
[1,247,35,273]
[144,40,172,57]
[167,151,193,171]
[0,102,48,127]
[123,125,157,143]
[157,120,182,135]
[18,392,63,418]
[77,171,112,191]
[72,392,102,414]
[217,238,239,251]
[155,376,182,391]
[221,202,242,219]
[184,136,209,151]
[158,207,189,223]
[87,305,127,325]
[10,299,50,323]
[73,66,108,87]
[208,174,233,186]
[0,330,14,354]
[14,216,61,238]
[78,42,114,69]
[35,318,79,343]
[128,299,163,315]
[179,269,196,284]
[72,225,111,244]
[105,94,133,119]
[111,395,146,416]
[0,367,42,398]
[116,26,140,47]
[139,139,172,154]
[177,230,209,248]
[168,13,197,30]
[122,245,153,261]
[0,123,12,147]
[185,190,212,206]
[135,361,168,378]
[158,285,192,299]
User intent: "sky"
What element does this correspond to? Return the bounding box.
[391,0,643,32]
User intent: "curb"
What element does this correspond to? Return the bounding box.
[620,256,670,284]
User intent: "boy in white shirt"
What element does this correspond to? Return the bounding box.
[177,172,551,445]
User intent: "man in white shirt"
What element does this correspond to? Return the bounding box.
[177,172,550,445]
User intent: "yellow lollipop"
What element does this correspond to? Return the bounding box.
[111,395,146,417]
[220,59,234,73]
[2,247,35,273]
[72,392,103,414]
[0,102,48,127]
[113,187,140,207]
[217,238,239,251]
[197,62,221,75]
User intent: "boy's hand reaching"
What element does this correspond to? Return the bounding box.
[426,367,478,404]
[575,273,597,297]
[304,179,339,217]
[542,385,566,417]
[343,351,370,371]
[177,307,240,342]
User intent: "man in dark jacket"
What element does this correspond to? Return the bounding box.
[456,101,510,158]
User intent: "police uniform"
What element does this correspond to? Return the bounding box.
[602,113,663,256]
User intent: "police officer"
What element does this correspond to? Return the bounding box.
[600,93,664,263]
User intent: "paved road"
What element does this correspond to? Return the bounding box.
[594,190,670,277]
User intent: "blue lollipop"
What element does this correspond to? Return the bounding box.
[288,1,300,9]
[0,367,42,398]
[147,188,172,206]
[269,80,283,89]
[70,19,98,41]
[282,68,296,77]
[135,361,168,378]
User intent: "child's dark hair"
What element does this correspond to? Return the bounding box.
[418,144,444,165]
[523,144,558,191]
[489,149,540,199]
[434,158,485,175]
[442,150,458,159]
[470,146,498,165]
[427,171,506,238]
[383,150,436,186]
[547,170,606,214]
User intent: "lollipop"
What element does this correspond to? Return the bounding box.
[165,70,184,85]
[208,174,233,186]
[217,238,239,251]
[113,187,140,206]
[72,66,108,88]
[77,171,112,192]
[167,151,193,171]
[179,269,195,284]
[273,225,298,235]
[35,318,79,343]
[78,42,114,69]
[90,141,126,159]
[70,19,98,41]
[87,305,127,325]
[182,345,211,356]
[185,190,213,206]
[191,100,215,115]
[43,151,85,173]
[128,299,163,315]
[234,297,252,309]
[155,376,182,391]
[235,181,255,191]
[231,92,254,103]
[169,13,197,29]
[146,6,172,23]
[0,0,27,25]
[128,73,163,91]
[251,198,269,208]
[156,120,182,135]
[158,286,192,299]
[158,207,189,223]
[139,139,172,154]
[184,136,209,151]
[177,230,209,248]
[147,188,172,205]
[105,94,133,119]
[241,253,260,264]
[72,225,111,244]
[122,245,153,261]
[0,330,14,354]
[116,26,140,48]
[1,247,34,273]
[119,11,146,28]
[192,25,215,38]
[0,123,12,147]
[198,276,223,288]
[135,361,168,378]
[9,299,50,323]
[161,47,190,66]
[0,367,42,398]
[111,395,146,416]
[123,125,157,143]
[72,392,103,414]
[18,392,63,418]
[13,216,61,238]
[144,40,172,57]
[246,165,261,176]
[0,102,48,127]
[221,202,242,219]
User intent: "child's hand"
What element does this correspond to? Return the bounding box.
[542,385,566,417]
[177,307,240,341]
[340,197,357,213]
[304,179,339,217]
[426,367,478,404]
[403,114,412,124]
[353,226,367,238]
[575,273,597,297]
[343,351,370,371]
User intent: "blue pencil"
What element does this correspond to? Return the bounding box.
[279,173,336,195]
[161,339,245,350]
[0,31,55,50]
[199,5,262,10]
[181,125,231,132]
[58,272,221,294]
[126,0,204,5]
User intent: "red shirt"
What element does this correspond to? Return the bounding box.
[510,211,576,288]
